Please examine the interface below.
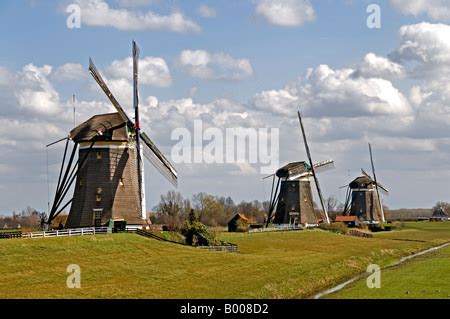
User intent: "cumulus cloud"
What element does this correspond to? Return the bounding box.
[15,64,60,115]
[117,0,156,6]
[253,64,412,118]
[177,50,253,80]
[390,22,450,78]
[105,56,172,87]
[72,0,200,33]
[255,0,316,27]
[197,4,216,18]
[354,53,405,80]
[51,63,87,81]
[0,67,14,86]
[389,0,450,20]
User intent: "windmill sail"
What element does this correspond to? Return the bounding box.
[313,159,335,174]
[89,58,133,124]
[369,143,385,222]
[132,40,145,220]
[297,111,330,224]
[89,53,177,188]
[141,132,178,187]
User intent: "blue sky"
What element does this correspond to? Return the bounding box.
[1,0,450,214]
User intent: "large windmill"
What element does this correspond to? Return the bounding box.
[44,41,177,230]
[265,111,333,227]
[341,144,388,224]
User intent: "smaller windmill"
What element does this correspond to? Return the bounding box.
[341,144,388,224]
[265,111,334,227]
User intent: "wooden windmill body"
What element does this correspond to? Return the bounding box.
[46,42,177,230]
[266,111,333,228]
[272,161,327,225]
[342,144,388,224]
[347,175,385,223]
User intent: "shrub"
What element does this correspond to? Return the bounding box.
[182,221,217,246]
[319,222,349,235]
[235,219,248,233]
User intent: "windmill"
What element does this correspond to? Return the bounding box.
[44,41,177,230]
[265,111,333,227]
[341,143,387,224]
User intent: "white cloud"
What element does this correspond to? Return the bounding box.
[390,0,450,20]
[51,63,87,81]
[0,67,14,86]
[106,56,172,87]
[197,4,216,18]
[117,0,155,7]
[15,64,60,115]
[390,22,450,78]
[177,50,253,80]
[253,64,412,118]
[73,0,200,33]
[354,53,405,80]
[255,0,316,27]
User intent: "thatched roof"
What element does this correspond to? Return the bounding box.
[276,161,310,179]
[432,208,448,218]
[70,113,129,143]
[349,176,374,189]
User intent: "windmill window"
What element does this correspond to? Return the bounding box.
[96,195,102,203]
[79,179,83,188]
[96,187,102,195]
[96,152,102,160]
[119,178,124,186]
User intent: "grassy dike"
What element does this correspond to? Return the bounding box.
[0,222,449,298]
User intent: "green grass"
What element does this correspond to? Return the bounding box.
[326,244,450,299]
[0,222,449,299]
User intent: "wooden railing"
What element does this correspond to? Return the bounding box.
[21,227,111,239]
[0,231,22,239]
[197,245,238,253]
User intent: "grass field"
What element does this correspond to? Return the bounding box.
[0,222,449,299]
[326,243,450,299]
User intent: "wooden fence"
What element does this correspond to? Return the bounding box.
[197,245,238,253]
[21,227,111,239]
[0,231,22,239]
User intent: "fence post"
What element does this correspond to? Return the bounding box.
[81,228,84,236]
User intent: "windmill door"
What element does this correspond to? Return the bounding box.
[93,209,103,227]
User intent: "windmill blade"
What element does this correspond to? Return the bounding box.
[262,173,275,180]
[376,181,389,195]
[132,40,144,219]
[297,110,330,224]
[46,137,68,148]
[369,143,386,223]
[141,132,178,187]
[89,58,132,124]
[361,168,373,180]
[313,159,335,174]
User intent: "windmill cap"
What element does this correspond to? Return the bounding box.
[276,161,310,179]
[69,112,129,143]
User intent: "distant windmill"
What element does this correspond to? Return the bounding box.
[44,41,177,230]
[265,111,333,227]
[341,143,388,224]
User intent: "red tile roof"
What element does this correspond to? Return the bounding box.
[335,216,357,222]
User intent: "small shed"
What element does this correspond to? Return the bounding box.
[335,215,359,227]
[430,207,449,222]
[228,213,254,232]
